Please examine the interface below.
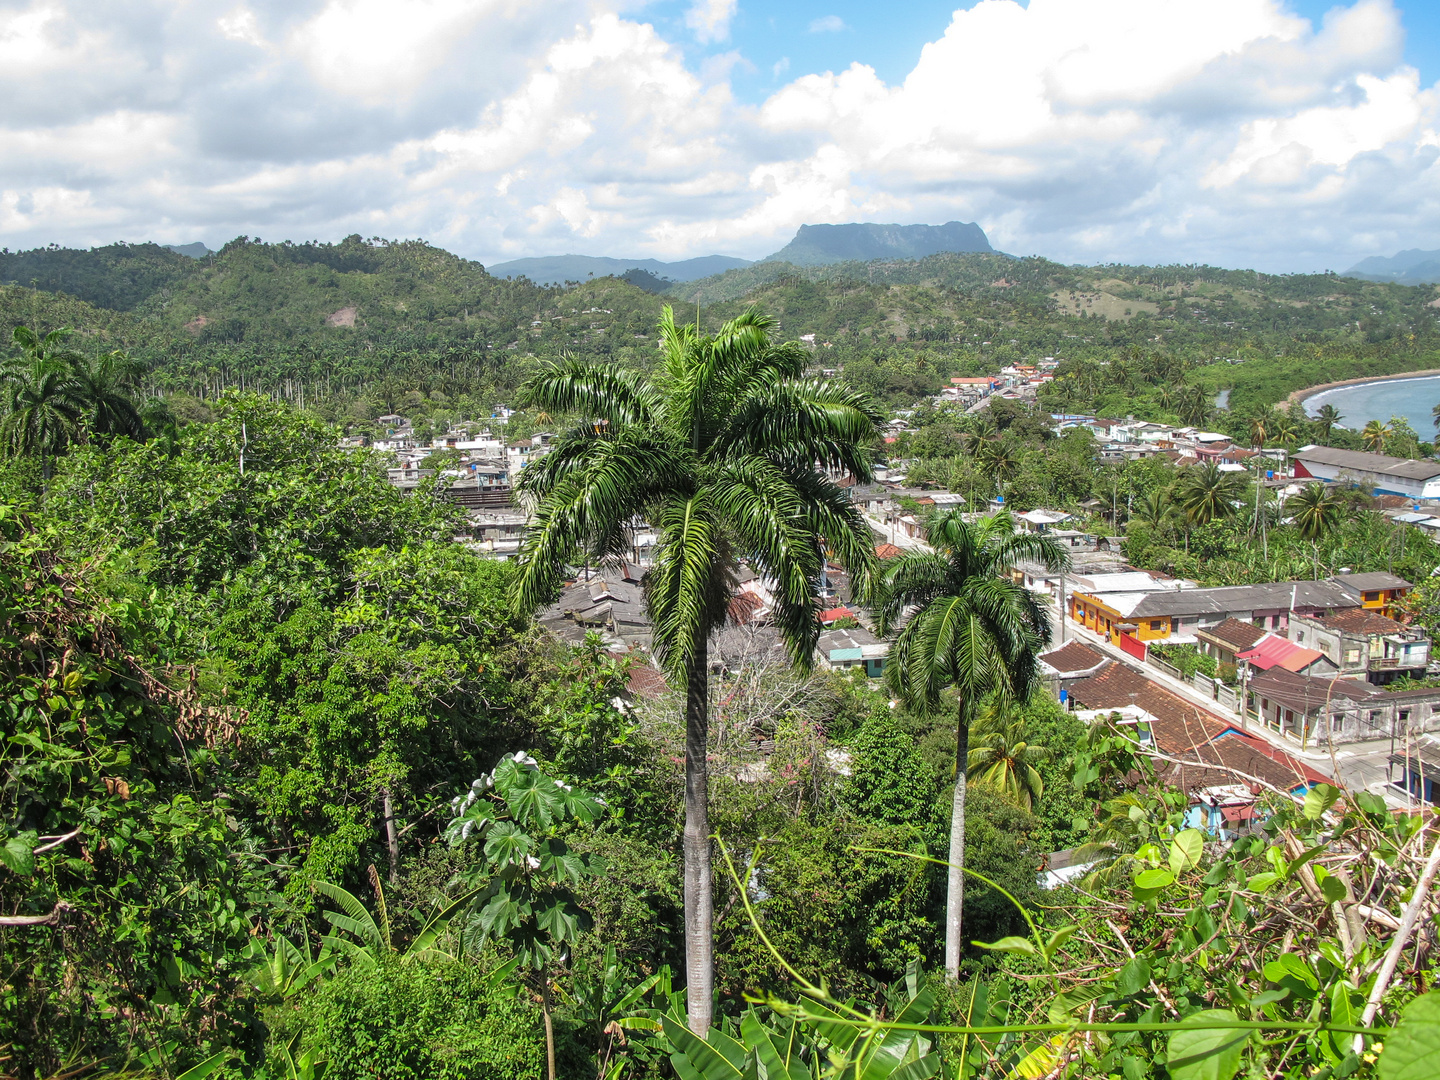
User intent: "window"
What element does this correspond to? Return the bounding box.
[1333,714,1345,732]
[1364,591,1379,602]
[1150,620,1164,632]
[1345,649,1360,665]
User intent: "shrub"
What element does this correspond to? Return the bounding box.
[280,959,545,1080]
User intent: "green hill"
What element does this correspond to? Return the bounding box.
[5,234,1440,424]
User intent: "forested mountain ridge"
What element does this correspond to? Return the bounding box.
[5,235,1440,420]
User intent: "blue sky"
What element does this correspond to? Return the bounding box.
[656,0,1440,105]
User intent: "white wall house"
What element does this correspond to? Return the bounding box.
[1293,445,1440,500]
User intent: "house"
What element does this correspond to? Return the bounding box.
[1068,579,1359,646]
[1196,618,1267,668]
[1388,743,1440,806]
[1014,508,1073,533]
[1286,608,1429,684]
[1234,634,1330,676]
[819,605,856,627]
[1292,445,1440,500]
[1066,662,1333,804]
[1329,572,1412,620]
[539,567,652,650]
[1039,642,1109,697]
[1246,667,1440,745]
[816,625,888,676]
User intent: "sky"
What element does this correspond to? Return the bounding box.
[1,0,1439,273]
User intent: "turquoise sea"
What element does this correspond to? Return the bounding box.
[1302,373,1440,439]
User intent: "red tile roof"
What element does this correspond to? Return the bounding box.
[819,606,854,624]
[875,543,903,559]
[1200,618,1266,652]
[1040,642,1108,675]
[1236,635,1325,672]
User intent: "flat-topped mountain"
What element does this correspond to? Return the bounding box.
[760,220,992,267]
[1343,248,1440,286]
[486,253,751,285]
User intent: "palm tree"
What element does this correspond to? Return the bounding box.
[967,706,1050,809]
[1131,488,1172,534]
[1176,385,1212,428]
[1288,482,1345,578]
[1362,419,1390,453]
[1315,403,1342,442]
[1173,462,1245,528]
[71,349,144,441]
[1247,416,1267,449]
[510,306,879,1034]
[0,328,88,480]
[873,509,1068,980]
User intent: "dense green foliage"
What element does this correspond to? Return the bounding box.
[1,248,1437,1079]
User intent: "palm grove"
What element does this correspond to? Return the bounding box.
[2,309,1438,1080]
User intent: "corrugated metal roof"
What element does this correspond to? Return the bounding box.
[1294,445,1440,481]
[1237,634,1325,672]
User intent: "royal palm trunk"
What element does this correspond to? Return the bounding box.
[683,642,714,1034]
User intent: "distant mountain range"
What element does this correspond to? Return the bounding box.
[488,220,995,285]
[486,254,751,285]
[1343,248,1440,286]
[761,221,992,266]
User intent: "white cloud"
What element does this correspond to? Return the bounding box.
[685,0,736,44]
[807,15,847,33]
[0,0,1436,272]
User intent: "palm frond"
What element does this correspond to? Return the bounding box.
[519,355,662,427]
[644,493,732,684]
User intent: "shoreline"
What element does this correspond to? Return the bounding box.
[1285,368,1440,409]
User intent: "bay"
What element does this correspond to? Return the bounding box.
[1302,374,1440,438]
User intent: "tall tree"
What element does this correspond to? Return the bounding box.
[873,509,1068,979]
[510,306,879,1033]
[967,706,1050,810]
[1362,419,1391,453]
[0,327,88,480]
[1288,482,1345,578]
[70,348,144,441]
[1173,462,1245,527]
[1315,403,1343,443]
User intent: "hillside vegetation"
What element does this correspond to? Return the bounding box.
[4,236,1440,423]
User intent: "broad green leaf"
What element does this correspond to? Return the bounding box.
[1328,981,1359,1059]
[1134,868,1175,890]
[662,1016,749,1080]
[482,821,534,869]
[1043,924,1077,960]
[1318,874,1347,905]
[1381,991,1440,1080]
[741,1014,810,1080]
[1048,984,1106,1023]
[972,936,1036,956]
[1115,956,1152,997]
[1262,954,1317,997]
[536,899,581,943]
[312,881,381,950]
[1166,1009,1247,1080]
[175,1050,233,1080]
[1303,783,1340,821]
[1169,829,1204,875]
[0,834,36,877]
[1353,791,1388,817]
[1246,872,1280,893]
[1012,1036,1064,1080]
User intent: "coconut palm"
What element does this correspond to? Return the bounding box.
[1132,488,1173,534]
[1172,460,1245,535]
[1247,416,1267,449]
[0,328,89,479]
[1176,385,1212,427]
[1315,403,1342,442]
[1362,419,1390,453]
[967,706,1050,809]
[873,509,1069,979]
[510,306,879,1034]
[1272,415,1301,449]
[1288,482,1345,578]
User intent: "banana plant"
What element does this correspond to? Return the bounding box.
[656,963,944,1080]
[243,928,336,1003]
[312,872,484,970]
